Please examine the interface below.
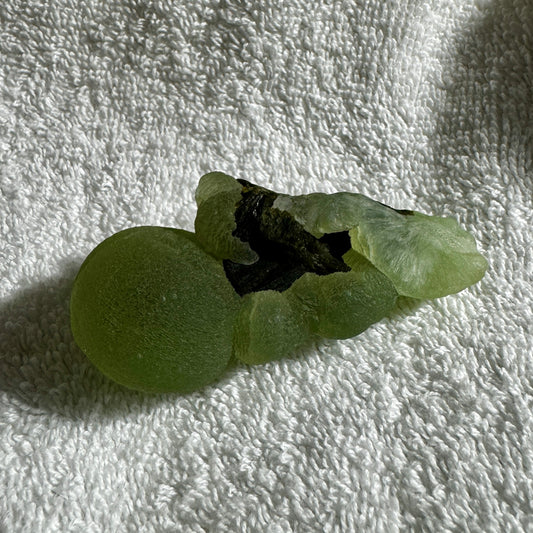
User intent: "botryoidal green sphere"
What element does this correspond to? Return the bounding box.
[70,227,241,393]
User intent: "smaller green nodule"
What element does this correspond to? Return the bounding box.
[233,290,311,365]
[287,266,398,340]
[194,172,258,265]
[70,172,487,392]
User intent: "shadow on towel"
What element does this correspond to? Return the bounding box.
[433,0,533,210]
[0,260,169,420]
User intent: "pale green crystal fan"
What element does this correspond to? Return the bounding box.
[70,172,487,392]
[273,192,488,299]
[198,172,487,365]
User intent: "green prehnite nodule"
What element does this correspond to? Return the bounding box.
[70,227,240,393]
[70,172,487,392]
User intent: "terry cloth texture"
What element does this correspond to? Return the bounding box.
[1,1,532,531]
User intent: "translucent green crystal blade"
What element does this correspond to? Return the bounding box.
[274,192,487,299]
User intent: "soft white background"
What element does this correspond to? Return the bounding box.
[1,1,532,531]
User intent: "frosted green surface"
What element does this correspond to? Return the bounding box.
[194,172,257,264]
[286,265,398,340]
[195,171,241,206]
[274,192,488,299]
[233,290,311,365]
[232,256,398,365]
[70,226,240,393]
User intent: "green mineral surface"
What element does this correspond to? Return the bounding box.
[70,172,487,392]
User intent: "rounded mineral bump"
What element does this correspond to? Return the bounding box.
[70,226,240,393]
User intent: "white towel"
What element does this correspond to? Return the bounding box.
[1,1,532,531]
